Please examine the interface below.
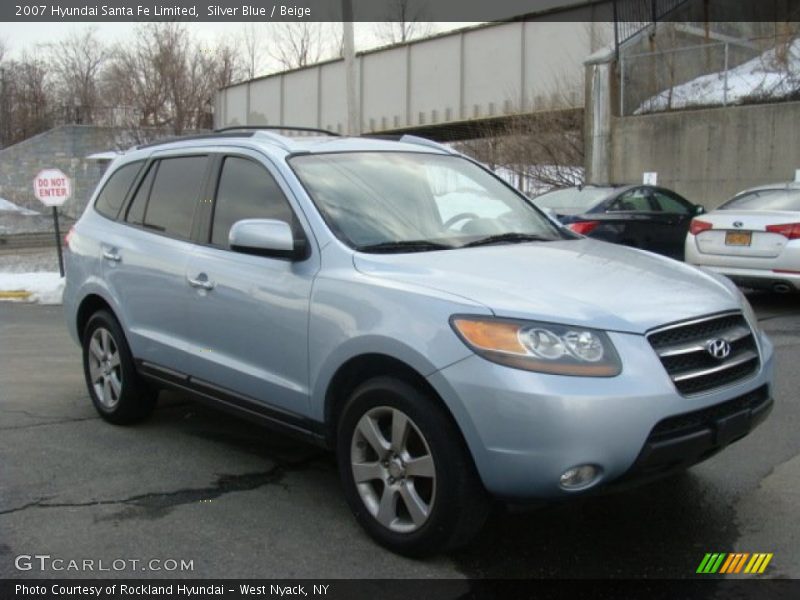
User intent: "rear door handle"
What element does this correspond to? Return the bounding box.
[102,250,121,262]
[187,275,215,290]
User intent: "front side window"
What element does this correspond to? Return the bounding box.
[289,152,564,251]
[94,161,143,219]
[211,157,294,247]
[652,190,691,214]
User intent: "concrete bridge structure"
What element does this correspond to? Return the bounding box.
[215,17,613,140]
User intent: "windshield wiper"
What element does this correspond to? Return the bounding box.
[462,233,552,248]
[356,240,454,253]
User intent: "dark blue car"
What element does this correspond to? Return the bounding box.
[534,184,705,260]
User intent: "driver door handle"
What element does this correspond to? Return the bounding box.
[102,250,121,262]
[187,275,215,290]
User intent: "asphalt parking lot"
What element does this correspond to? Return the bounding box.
[1,293,798,580]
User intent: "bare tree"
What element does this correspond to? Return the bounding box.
[240,23,263,79]
[0,50,53,146]
[267,22,326,70]
[47,28,107,124]
[454,109,584,194]
[374,0,433,45]
[104,23,243,142]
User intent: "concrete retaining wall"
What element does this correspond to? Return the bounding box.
[608,101,800,207]
[0,126,123,219]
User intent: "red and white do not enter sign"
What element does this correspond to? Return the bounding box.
[33,168,72,207]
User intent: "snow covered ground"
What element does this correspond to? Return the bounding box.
[636,38,800,114]
[0,272,64,304]
[0,197,64,303]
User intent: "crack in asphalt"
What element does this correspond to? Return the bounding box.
[0,415,99,431]
[0,453,326,518]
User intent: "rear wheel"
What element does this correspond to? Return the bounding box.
[82,310,156,424]
[337,376,488,556]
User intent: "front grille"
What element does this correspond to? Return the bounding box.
[647,312,760,395]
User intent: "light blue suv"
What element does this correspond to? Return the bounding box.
[64,129,774,556]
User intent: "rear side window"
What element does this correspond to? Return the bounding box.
[124,156,209,239]
[211,157,294,247]
[94,161,143,219]
[608,188,654,212]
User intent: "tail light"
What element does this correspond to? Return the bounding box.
[568,221,599,235]
[689,219,713,236]
[64,226,75,248]
[766,222,800,240]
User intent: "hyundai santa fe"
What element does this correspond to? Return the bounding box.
[64,129,774,556]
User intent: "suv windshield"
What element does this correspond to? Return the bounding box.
[289,152,565,252]
[719,188,800,211]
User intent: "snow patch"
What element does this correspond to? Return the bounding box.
[0,198,40,216]
[636,39,800,114]
[0,272,64,304]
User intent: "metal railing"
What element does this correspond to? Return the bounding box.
[613,0,692,55]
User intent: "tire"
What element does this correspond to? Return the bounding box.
[82,310,157,425]
[337,376,489,556]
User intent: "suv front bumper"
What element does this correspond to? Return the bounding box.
[428,329,774,499]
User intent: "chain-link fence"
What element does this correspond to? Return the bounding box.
[619,33,800,116]
[619,40,765,116]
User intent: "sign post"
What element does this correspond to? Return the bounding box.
[33,168,71,277]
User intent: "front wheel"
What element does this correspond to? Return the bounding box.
[82,310,157,425]
[337,376,488,556]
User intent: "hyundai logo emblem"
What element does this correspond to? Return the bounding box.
[733,221,744,228]
[706,339,732,360]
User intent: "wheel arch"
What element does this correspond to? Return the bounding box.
[323,353,460,448]
[76,293,118,343]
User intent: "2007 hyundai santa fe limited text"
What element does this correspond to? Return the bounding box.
[63,129,774,556]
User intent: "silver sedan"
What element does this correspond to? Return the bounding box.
[686,182,800,293]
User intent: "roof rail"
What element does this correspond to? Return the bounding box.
[214,125,340,137]
[398,135,454,154]
[136,131,256,150]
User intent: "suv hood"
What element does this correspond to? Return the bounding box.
[353,239,740,334]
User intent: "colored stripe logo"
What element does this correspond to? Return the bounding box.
[696,553,773,574]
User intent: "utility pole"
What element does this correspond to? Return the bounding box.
[341,0,359,136]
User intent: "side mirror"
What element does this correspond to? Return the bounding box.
[694,204,706,215]
[229,219,307,260]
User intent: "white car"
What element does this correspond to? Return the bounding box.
[685,182,800,292]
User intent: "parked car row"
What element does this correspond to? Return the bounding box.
[534,182,800,292]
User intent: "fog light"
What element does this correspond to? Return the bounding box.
[559,465,600,489]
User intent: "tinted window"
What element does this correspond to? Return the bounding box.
[608,188,655,212]
[653,190,690,214]
[143,156,209,239]
[94,161,142,219]
[720,189,800,211]
[534,187,612,215]
[211,157,294,247]
[125,163,156,225]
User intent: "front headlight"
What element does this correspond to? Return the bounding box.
[450,316,622,377]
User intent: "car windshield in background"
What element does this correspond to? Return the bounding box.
[533,187,612,215]
[289,152,565,252]
[719,189,800,211]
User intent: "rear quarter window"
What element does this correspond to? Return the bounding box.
[94,161,143,220]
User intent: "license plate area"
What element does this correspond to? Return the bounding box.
[725,231,752,246]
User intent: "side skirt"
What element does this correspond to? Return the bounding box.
[136,360,328,448]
